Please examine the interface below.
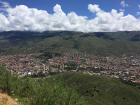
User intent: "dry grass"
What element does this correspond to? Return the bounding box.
[0,93,19,105]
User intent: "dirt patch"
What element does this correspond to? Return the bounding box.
[0,93,19,105]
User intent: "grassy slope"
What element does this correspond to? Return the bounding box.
[0,66,90,105]
[53,73,140,105]
[0,66,140,105]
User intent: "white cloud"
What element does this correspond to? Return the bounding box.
[0,1,140,32]
[120,0,128,8]
[137,12,140,16]
[137,5,140,16]
[138,5,140,9]
[0,1,11,9]
[120,0,128,12]
[88,4,101,13]
[0,1,10,13]
[136,5,140,19]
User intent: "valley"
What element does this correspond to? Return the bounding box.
[0,31,140,105]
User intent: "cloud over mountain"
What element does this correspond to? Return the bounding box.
[0,1,140,32]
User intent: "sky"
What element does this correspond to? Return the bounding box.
[0,0,140,32]
[3,0,140,17]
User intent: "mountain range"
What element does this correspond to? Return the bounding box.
[0,31,140,55]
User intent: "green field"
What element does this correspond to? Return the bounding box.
[0,66,140,105]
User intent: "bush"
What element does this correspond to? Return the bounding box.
[0,66,89,105]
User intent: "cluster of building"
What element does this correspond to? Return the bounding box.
[0,54,49,76]
[0,53,140,84]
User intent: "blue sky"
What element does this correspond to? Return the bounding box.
[2,0,140,17]
[0,0,140,32]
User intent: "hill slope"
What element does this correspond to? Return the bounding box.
[53,73,140,105]
[0,66,140,105]
[0,31,140,55]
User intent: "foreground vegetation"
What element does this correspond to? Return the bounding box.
[0,66,89,105]
[0,66,140,105]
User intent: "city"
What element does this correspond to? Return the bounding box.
[0,53,140,84]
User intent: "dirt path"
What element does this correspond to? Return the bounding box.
[0,93,19,105]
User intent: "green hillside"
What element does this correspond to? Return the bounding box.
[53,73,140,105]
[0,31,140,55]
[0,66,140,105]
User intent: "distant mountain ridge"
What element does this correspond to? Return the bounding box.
[0,30,140,40]
[0,31,140,55]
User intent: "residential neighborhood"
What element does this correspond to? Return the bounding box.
[0,53,140,84]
